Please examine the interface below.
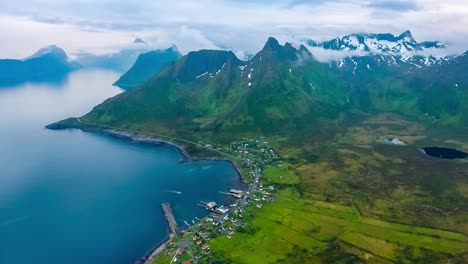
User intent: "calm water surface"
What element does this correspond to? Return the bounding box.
[0,70,244,264]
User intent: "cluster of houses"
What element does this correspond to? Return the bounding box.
[167,138,283,263]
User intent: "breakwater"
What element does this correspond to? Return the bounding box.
[161,202,179,237]
[137,203,179,264]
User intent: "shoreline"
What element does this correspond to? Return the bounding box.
[136,233,174,264]
[94,128,246,182]
[46,124,249,262]
[49,124,246,180]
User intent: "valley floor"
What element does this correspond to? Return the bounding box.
[50,113,468,263]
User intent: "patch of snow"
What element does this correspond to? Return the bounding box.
[309,83,316,90]
[248,73,252,79]
[339,60,344,68]
[196,72,209,79]
[406,61,422,68]
[366,64,371,70]
[216,62,226,75]
[289,68,292,73]
[346,36,360,49]
[248,82,252,87]
[364,37,379,52]
[384,138,407,146]
[424,56,431,66]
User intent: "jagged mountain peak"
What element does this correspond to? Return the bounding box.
[262,37,282,50]
[398,30,414,40]
[24,45,68,61]
[133,38,148,45]
[173,49,243,82]
[258,37,307,61]
[168,44,180,53]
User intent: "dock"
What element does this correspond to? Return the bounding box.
[197,201,230,214]
[219,191,243,199]
[230,189,244,194]
[161,202,180,237]
[218,189,246,199]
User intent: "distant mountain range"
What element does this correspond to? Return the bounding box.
[113,46,181,90]
[49,36,467,138]
[0,38,180,89]
[0,45,80,87]
[307,30,445,54]
[306,31,455,77]
[74,38,152,73]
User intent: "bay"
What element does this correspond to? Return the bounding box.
[0,70,244,264]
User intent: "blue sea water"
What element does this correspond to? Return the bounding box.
[0,70,244,264]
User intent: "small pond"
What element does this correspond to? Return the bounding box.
[422,147,468,160]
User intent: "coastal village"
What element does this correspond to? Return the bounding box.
[143,138,284,264]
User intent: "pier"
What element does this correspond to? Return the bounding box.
[161,202,180,237]
[197,201,230,214]
[138,202,179,264]
[219,189,246,199]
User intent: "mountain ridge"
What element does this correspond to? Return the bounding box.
[308,30,446,55]
[49,37,467,136]
[0,45,80,87]
[113,46,181,89]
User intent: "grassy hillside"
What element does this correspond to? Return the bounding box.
[113,47,181,89]
[49,38,468,263]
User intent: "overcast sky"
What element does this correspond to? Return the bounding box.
[0,0,467,59]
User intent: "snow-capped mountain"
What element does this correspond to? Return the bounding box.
[306,31,455,75]
[327,54,451,75]
[308,30,445,55]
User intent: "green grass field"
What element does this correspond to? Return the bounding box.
[262,164,300,185]
[209,187,468,263]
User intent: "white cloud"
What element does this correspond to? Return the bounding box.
[0,0,467,59]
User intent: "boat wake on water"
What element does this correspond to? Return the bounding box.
[166,190,182,195]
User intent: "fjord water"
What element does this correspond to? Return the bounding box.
[0,70,244,264]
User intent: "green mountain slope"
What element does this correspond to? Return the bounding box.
[50,38,467,139]
[113,46,181,90]
[47,37,468,264]
[65,38,348,138]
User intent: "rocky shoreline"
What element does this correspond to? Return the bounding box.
[45,120,248,262]
[135,233,174,264]
[46,119,244,173]
[85,128,245,177]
